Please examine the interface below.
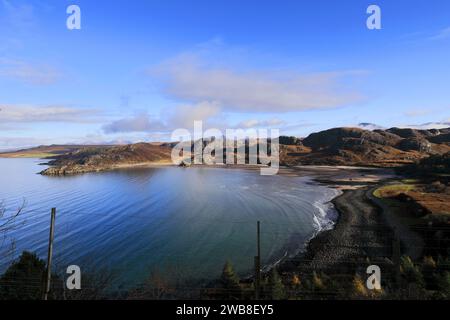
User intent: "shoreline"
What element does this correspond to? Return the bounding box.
[218,164,395,279]
[39,160,174,175]
[36,157,396,281]
[257,181,343,275]
[279,165,395,275]
[276,179,395,278]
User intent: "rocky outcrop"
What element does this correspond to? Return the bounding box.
[40,143,172,175]
[396,137,432,153]
[282,127,450,167]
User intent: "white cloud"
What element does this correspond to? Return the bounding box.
[154,59,363,112]
[102,101,222,134]
[73,134,134,146]
[103,41,365,138]
[430,27,450,40]
[354,122,386,131]
[0,58,62,85]
[102,112,165,134]
[404,109,432,117]
[236,118,285,128]
[166,101,221,128]
[0,104,100,123]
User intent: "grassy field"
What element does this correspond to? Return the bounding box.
[373,184,416,198]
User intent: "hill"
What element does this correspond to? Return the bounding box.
[40,143,173,175]
[3,126,449,175]
[281,127,450,167]
[0,145,114,158]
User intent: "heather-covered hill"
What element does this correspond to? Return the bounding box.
[7,126,450,175]
[281,127,450,167]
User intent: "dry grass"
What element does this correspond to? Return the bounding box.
[408,191,450,216]
[374,182,450,217]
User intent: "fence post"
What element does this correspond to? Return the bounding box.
[43,208,56,300]
[254,221,261,299]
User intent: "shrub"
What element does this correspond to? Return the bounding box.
[351,274,369,298]
[312,271,325,291]
[0,251,46,300]
[436,272,450,298]
[218,261,241,300]
[267,269,285,300]
[291,274,301,288]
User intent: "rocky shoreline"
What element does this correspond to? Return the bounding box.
[40,161,173,176]
[275,177,399,292]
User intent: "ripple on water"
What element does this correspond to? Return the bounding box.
[0,159,339,286]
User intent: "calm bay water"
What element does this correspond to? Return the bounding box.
[0,158,339,287]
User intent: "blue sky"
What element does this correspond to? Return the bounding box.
[1,0,450,149]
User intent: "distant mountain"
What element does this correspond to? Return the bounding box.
[356,122,450,131]
[0,144,115,158]
[356,123,386,131]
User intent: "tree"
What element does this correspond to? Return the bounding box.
[0,251,45,300]
[436,272,450,298]
[0,251,63,300]
[0,202,25,262]
[400,256,425,287]
[422,256,437,288]
[311,271,325,291]
[267,269,285,300]
[0,201,24,234]
[219,261,241,300]
[291,274,301,288]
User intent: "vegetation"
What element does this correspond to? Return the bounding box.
[265,269,285,300]
[0,251,61,300]
[279,136,303,146]
[218,261,242,300]
[416,152,450,174]
[373,184,416,198]
[0,152,57,158]
[350,275,370,299]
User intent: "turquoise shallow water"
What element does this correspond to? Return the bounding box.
[0,158,339,287]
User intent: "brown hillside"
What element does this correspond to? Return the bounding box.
[41,143,172,175]
[28,126,450,175]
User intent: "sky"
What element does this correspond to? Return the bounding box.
[0,0,450,150]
